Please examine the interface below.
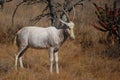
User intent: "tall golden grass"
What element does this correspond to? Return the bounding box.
[0,0,120,80]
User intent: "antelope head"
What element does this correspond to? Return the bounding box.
[59,7,76,40]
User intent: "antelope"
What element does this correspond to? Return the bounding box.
[15,8,75,74]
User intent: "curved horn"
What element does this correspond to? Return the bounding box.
[72,6,75,21]
[63,9,70,22]
[59,19,68,25]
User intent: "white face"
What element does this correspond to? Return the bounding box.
[59,19,75,40]
[67,21,75,40]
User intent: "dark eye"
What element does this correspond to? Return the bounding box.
[68,27,71,30]
[66,26,70,30]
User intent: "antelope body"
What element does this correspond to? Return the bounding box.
[16,26,64,48]
[15,20,75,74]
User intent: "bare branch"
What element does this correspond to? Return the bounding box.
[30,13,50,25]
[41,5,48,14]
[30,5,49,24]
[12,1,25,28]
[12,0,85,28]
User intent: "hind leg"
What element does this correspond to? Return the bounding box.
[19,57,24,68]
[15,46,27,70]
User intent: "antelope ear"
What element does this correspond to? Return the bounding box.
[59,19,68,25]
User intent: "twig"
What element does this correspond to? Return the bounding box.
[12,1,25,28]
[30,13,50,24]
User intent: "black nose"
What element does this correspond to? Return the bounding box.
[70,37,75,40]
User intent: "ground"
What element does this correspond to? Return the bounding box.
[0,40,120,80]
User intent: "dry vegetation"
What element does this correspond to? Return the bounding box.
[0,0,120,80]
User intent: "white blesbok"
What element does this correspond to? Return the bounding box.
[15,9,75,74]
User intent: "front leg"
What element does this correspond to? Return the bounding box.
[54,51,59,74]
[54,47,59,74]
[48,47,54,74]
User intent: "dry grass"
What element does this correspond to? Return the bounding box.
[0,41,120,80]
[0,0,120,80]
